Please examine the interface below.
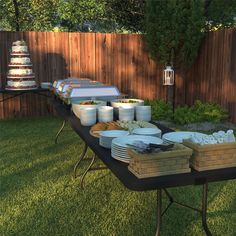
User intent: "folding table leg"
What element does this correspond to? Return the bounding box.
[155,189,162,236]
[202,183,212,236]
[73,143,88,179]
[80,154,96,189]
[55,120,66,144]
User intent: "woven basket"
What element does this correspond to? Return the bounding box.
[128,144,192,179]
[183,141,236,171]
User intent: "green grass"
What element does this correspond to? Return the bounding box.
[0,117,236,236]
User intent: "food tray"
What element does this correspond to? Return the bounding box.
[183,141,236,171]
[128,144,192,178]
[90,121,124,138]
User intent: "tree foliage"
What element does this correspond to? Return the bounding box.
[145,0,236,67]
[0,0,59,31]
[105,0,145,32]
[0,0,144,32]
[145,0,205,67]
[58,0,106,31]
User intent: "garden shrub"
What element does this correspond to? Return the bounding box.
[173,100,228,125]
[144,99,173,121]
[144,99,228,125]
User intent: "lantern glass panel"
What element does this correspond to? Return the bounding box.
[163,66,174,86]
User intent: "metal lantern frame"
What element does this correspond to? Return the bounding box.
[163,65,175,86]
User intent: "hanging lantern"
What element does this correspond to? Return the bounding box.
[163,66,174,86]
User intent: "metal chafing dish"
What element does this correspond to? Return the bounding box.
[53,77,121,105]
[59,80,104,99]
[65,86,121,105]
[53,78,91,94]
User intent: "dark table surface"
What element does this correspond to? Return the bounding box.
[0,88,50,93]
[53,100,236,191]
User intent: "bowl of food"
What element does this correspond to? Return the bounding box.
[72,100,107,118]
[111,99,144,108]
[111,99,144,118]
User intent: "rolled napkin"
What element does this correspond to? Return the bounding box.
[189,130,235,145]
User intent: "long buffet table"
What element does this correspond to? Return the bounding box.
[53,99,236,236]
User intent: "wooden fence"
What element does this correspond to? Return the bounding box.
[0,30,235,122]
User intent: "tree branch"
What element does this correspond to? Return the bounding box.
[12,0,20,31]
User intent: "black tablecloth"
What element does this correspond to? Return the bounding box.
[53,100,236,191]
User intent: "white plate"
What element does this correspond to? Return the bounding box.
[111,155,130,163]
[132,128,162,136]
[112,135,163,148]
[100,130,130,138]
[162,131,208,143]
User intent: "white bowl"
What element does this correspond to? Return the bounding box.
[99,130,130,148]
[136,105,151,111]
[98,106,114,122]
[132,128,162,137]
[80,107,96,126]
[72,100,107,118]
[41,82,52,89]
[111,99,144,108]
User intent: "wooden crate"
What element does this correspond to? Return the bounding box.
[183,141,236,171]
[128,144,192,179]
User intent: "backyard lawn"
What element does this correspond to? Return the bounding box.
[1,117,236,236]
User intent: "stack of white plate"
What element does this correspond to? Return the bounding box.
[98,106,113,122]
[99,130,129,149]
[132,128,162,138]
[119,107,134,121]
[80,107,97,126]
[162,131,208,143]
[111,135,163,163]
[135,106,151,121]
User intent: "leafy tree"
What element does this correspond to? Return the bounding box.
[145,0,205,67]
[105,0,145,32]
[58,0,106,31]
[205,0,236,30]
[145,0,236,67]
[0,0,60,31]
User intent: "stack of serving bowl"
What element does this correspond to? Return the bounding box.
[80,107,97,126]
[135,106,151,121]
[98,106,114,122]
[119,107,134,121]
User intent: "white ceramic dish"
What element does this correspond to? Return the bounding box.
[132,128,162,137]
[72,100,107,118]
[41,82,52,89]
[111,98,144,108]
[162,131,208,143]
[99,130,129,149]
[112,135,163,148]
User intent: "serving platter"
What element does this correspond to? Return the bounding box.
[162,131,208,143]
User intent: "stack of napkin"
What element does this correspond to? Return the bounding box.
[190,130,235,145]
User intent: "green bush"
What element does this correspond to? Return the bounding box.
[144,99,173,121]
[173,100,228,125]
[144,99,228,125]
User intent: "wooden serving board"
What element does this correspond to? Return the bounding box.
[89,121,123,138]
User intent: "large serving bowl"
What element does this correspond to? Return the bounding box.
[111,98,144,119]
[72,100,107,118]
[111,98,144,108]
